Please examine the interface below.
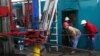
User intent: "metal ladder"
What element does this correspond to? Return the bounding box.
[49,10,58,51]
[39,0,58,51]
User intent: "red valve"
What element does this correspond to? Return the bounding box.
[24,30,46,46]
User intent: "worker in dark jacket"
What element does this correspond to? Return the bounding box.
[81,20,98,50]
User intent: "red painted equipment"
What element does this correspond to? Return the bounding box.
[0,6,9,17]
[22,16,30,28]
[0,0,46,46]
[24,30,46,46]
[0,29,46,46]
[10,24,18,31]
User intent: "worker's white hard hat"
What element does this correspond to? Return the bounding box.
[65,17,70,21]
[81,20,87,25]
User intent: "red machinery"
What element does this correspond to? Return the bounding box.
[0,5,46,46]
[0,29,46,46]
[0,6,9,17]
